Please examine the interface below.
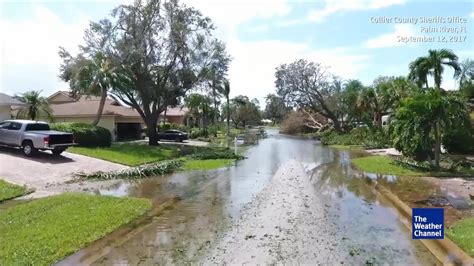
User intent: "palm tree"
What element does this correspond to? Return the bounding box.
[222,80,231,137]
[60,50,125,126]
[356,77,396,127]
[454,59,474,88]
[15,90,53,121]
[408,49,461,90]
[76,53,117,126]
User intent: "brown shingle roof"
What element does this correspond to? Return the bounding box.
[49,92,188,118]
[51,95,140,117]
[0,93,27,106]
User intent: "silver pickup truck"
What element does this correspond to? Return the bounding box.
[0,120,76,156]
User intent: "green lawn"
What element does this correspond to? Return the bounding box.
[447,218,474,257]
[0,193,150,265]
[352,156,424,176]
[69,143,178,166]
[0,179,28,202]
[183,159,235,171]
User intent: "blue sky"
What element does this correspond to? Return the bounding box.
[1,0,473,105]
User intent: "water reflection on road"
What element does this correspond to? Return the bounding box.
[61,129,437,265]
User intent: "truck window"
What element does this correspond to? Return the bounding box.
[0,122,10,129]
[8,122,22,131]
[25,123,50,131]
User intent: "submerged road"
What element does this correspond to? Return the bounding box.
[60,129,438,265]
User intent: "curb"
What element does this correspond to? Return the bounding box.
[374,183,473,265]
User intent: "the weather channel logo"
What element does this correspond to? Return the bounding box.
[412,208,444,239]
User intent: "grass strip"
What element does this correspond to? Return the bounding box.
[183,159,235,171]
[0,193,150,265]
[352,156,424,176]
[446,218,474,257]
[0,179,28,202]
[69,143,178,166]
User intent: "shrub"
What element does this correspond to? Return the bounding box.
[50,122,111,147]
[320,127,391,149]
[442,126,474,154]
[190,128,207,139]
[280,112,312,135]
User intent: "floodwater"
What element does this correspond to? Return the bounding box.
[60,129,439,265]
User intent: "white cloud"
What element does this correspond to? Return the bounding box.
[308,0,405,23]
[247,24,269,33]
[470,11,474,18]
[276,18,303,27]
[185,0,291,39]
[365,24,415,48]
[0,0,370,104]
[227,38,370,101]
[0,5,89,96]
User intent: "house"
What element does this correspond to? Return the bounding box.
[0,93,27,121]
[48,91,188,141]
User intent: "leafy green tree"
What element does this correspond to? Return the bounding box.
[15,90,53,121]
[341,79,364,125]
[185,93,213,134]
[264,94,289,125]
[275,60,346,131]
[356,76,417,128]
[454,59,474,88]
[59,51,127,126]
[199,40,231,124]
[390,90,469,167]
[60,0,226,146]
[229,96,261,128]
[408,49,461,90]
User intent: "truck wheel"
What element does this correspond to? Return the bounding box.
[52,148,65,156]
[22,141,37,157]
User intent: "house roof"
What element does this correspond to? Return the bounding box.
[47,91,77,103]
[163,107,188,116]
[50,95,140,118]
[48,91,188,118]
[0,93,27,106]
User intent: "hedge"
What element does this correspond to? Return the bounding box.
[50,122,111,147]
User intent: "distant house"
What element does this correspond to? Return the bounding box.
[159,106,189,125]
[0,93,27,121]
[48,91,188,141]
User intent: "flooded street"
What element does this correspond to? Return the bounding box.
[61,129,439,265]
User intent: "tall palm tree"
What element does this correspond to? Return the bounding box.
[408,49,461,90]
[454,58,474,88]
[75,53,117,126]
[356,77,396,127]
[60,51,126,126]
[222,80,231,137]
[15,90,53,121]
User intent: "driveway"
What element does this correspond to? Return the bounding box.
[0,147,127,195]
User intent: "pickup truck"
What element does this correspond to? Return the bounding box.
[0,120,76,156]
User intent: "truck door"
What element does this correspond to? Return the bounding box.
[0,121,12,144]
[7,122,23,146]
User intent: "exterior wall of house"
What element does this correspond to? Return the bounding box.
[0,106,12,121]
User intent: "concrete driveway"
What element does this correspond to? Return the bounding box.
[0,146,127,193]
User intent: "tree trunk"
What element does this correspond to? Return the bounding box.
[92,88,107,126]
[433,122,441,168]
[226,96,230,136]
[332,117,343,132]
[146,114,159,146]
